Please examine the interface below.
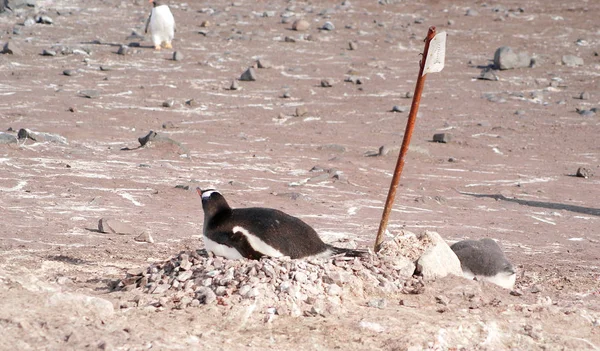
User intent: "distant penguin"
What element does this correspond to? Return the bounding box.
[145,0,175,50]
[451,238,516,290]
[196,188,366,260]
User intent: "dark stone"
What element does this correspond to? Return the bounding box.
[240,67,256,81]
[576,167,592,179]
[433,133,452,143]
[63,69,76,76]
[138,131,157,147]
[320,78,333,87]
[117,45,129,55]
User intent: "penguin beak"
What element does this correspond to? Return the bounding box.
[196,187,203,198]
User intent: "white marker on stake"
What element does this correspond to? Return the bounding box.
[422,31,447,75]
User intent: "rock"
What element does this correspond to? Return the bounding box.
[195,287,217,304]
[138,131,157,146]
[80,90,100,99]
[284,36,296,43]
[63,69,76,76]
[415,231,463,281]
[98,218,138,235]
[433,133,452,143]
[478,68,499,81]
[392,105,407,113]
[579,92,590,100]
[576,167,592,178]
[117,45,129,55]
[292,19,310,31]
[256,59,271,69]
[295,106,308,117]
[576,108,597,116]
[282,91,291,98]
[230,80,240,90]
[240,67,257,81]
[405,91,414,98]
[320,78,333,87]
[358,320,385,333]
[23,17,36,27]
[317,144,346,153]
[200,20,210,27]
[465,9,478,16]
[99,65,112,71]
[36,15,53,24]
[17,128,68,144]
[0,132,18,144]
[378,145,400,156]
[42,49,57,56]
[162,100,174,108]
[162,121,176,129]
[367,299,387,309]
[173,51,183,61]
[48,293,114,319]
[493,46,531,70]
[321,21,335,31]
[348,41,358,50]
[562,55,583,67]
[2,42,23,55]
[263,10,276,17]
[134,232,154,243]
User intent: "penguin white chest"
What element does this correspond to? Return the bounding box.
[149,5,175,47]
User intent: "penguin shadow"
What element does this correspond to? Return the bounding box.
[457,190,600,217]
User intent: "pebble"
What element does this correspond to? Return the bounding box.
[256,59,271,69]
[282,91,291,98]
[230,80,240,90]
[134,232,154,243]
[63,69,76,76]
[2,42,23,55]
[240,67,257,81]
[23,17,36,26]
[292,19,310,31]
[493,46,531,70]
[0,132,18,144]
[321,21,335,31]
[36,15,53,24]
[348,41,358,50]
[562,55,583,67]
[42,49,57,56]
[392,105,408,113]
[98,218,138,235]
[117,45,129,55]
[173,51,183,61]
[579,92,590,100]
[433,133,452,143]
[479,69,499,81]
[162,100,174,108]
[465,9,478,16]
[80,90,100,99]
[295,106,308,117]
[320,78,333,87]
[576,167,592,178]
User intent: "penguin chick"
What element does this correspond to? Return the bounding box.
[145,0,175,50]
[196,188,366,260]
[451,238,516,290]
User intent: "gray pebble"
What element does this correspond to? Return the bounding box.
[295,106,308,117]
[405,91,414,98]
[478,69,499,81]
[579,92,590,100]
[562,55,583,67]
[117,45,129,55]
[433,133,452,143]
[320,78,333,87]
[23,17,36,27]
[42,49,57,56]
[465,9,478,16]
[173,51,183,61]
[321,21,335,31]
[80,90,100,99]
[392,105,408,113]
[162,100,175,108]
[348,41,358,50]
[63,69,76,76]
[493,46,531,70]
[240,67,257,81]
[576,167,592,178]
[230,80,240,90]
[2,42,23,55]
[256,59,271,69]
[0,132,18,144]
[12,27,21,35]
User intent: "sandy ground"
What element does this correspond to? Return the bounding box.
[0,0,599,349]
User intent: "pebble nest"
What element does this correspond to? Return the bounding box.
[117,233,427,317]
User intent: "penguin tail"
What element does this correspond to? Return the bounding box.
[327,245,369,258]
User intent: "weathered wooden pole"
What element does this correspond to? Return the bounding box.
[374,26,442,252]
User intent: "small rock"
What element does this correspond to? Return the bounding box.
[42,49,57,56]
[36,15,53,24]
[405,91,414,98]
[416,231,463,281]
[510,289,523,296]
[185,99,197,107]
[98,218,138,235]
[256,59,271,69]
[282,91,291,98]
[195,287,217,304]
[295,106,308,117]
[320,78,333,87]
[321,21,335,31]
[263,11,276,17]
[134,232,154,243]
[80,90,100,99]
[392,105,407,113]
[173,51,183,61]
[292,19,310,31]
[230,80,240,90]
[367,299,387,309]
[576,167,592,178]
[0,132,18,144]
[2,42,23,55]
[562,55,583,67]
[284,36,296,43]
[162,100,174,108]
[162,121,176,129]
[465,9,478,16]
[117,45,129,55]
[240,67,257,81]
[63,69,76,76]
[23,17,36,27]
[478,69,499,81]
[318,144,347,153]
[433,133,451,143]
[348,41,358,50]
[493,46,531,70]
[200,20,210,27]
[579,92,590,100]
[99,65,112,71]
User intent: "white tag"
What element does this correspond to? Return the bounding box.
[422,32,447,75]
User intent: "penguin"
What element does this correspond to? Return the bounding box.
[196,188,366,260]
[450,238,516,290]
[145,0,175,50]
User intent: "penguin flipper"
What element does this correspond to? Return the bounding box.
[231,230,264,260]
[328,245,368,258]
[144,13,151,34]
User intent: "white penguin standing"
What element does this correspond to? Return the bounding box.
[144,0,175,50]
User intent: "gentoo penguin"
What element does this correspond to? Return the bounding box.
[196,188,366,260]
[145,0,175,50]
[450,238,516,290]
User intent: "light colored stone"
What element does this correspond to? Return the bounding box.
[416,231,463,281]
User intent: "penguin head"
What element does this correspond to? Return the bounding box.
[149,0,160,7]
[196,188,232,219]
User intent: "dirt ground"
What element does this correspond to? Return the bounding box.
[0,0,599,350]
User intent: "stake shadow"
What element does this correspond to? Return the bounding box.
[457,191,600,217]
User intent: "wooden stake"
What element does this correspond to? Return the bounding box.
[374,26,437,252]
